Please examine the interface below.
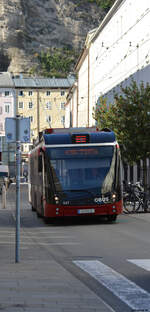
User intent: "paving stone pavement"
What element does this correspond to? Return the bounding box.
[0,184,115,312]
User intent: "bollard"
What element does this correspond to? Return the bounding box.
[2,184,6,209]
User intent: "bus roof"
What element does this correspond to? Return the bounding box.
[43,128,116,145]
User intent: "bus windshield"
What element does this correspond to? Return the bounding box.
[45,145,115,193]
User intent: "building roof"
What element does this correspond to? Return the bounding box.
[91,0,124,43]
[13,76,75,89]
[0,72,14,87]
[85,28,98,47]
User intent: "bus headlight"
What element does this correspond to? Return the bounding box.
[112,193,116,202]
[54,195,59,204]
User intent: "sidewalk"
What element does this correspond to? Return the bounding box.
[0,185,115,312]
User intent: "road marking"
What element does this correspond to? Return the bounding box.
[0,231,68,235]
[73,260,150,311]
[0,234,75,239]
[0,231,14,234]
[128,259,150,271]
[21,231,70,234]
[0,241,81,246]
[23,235,76,239]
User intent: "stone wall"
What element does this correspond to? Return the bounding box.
[0,0,104,74]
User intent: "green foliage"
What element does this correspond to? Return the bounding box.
[93,96,115,129]
[93,80,150,165]
[73,0,115,11]
[92,0,115,10]
[30,47,79,78]
[98,0,115,10]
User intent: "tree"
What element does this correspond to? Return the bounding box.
[98,0,115,11]
[93,80,150,190]
[30,48,79,78]
[87,0,115,11]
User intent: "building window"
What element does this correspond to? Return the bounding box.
[0,107,2,114]
[61,91,65,96]
[29,116,33,122]
[61,116,65,125]
[0,123,3,131]
[29,102,33,109]
[19,90,24,96]
[5,105,10,113]
[18,102,24,109]
[28,91,33,96]
[46,91,51,96]
[45,102,52,109]
[5,91,10,96]
[61,102,65,109]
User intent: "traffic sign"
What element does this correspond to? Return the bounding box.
[5,117,30,143]
[5,116,31,263]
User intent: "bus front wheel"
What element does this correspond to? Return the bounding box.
[107,215,117,222]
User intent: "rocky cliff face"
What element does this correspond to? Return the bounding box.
[0,0,104,74]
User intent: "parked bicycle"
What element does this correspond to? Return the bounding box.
[132,189,150,213]
[123,181,139,213]
[123,181,150,214]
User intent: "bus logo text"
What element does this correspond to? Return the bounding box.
[94,197,109,203]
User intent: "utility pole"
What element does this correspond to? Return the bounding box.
[15,115,21,263]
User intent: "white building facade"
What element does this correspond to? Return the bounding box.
[65,82,78,128]
[91,0,150,106]
[66,0,150,128]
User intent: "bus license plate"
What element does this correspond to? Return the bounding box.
[77,209,95,214]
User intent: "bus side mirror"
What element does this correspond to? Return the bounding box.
[38,155,42,172]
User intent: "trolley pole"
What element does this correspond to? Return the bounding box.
[16,115,21,263]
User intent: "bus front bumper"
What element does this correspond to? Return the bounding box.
[44,200,123,218]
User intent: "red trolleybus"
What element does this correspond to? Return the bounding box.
[28,128,123,222]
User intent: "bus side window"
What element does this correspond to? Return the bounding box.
[38,155,42,172]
